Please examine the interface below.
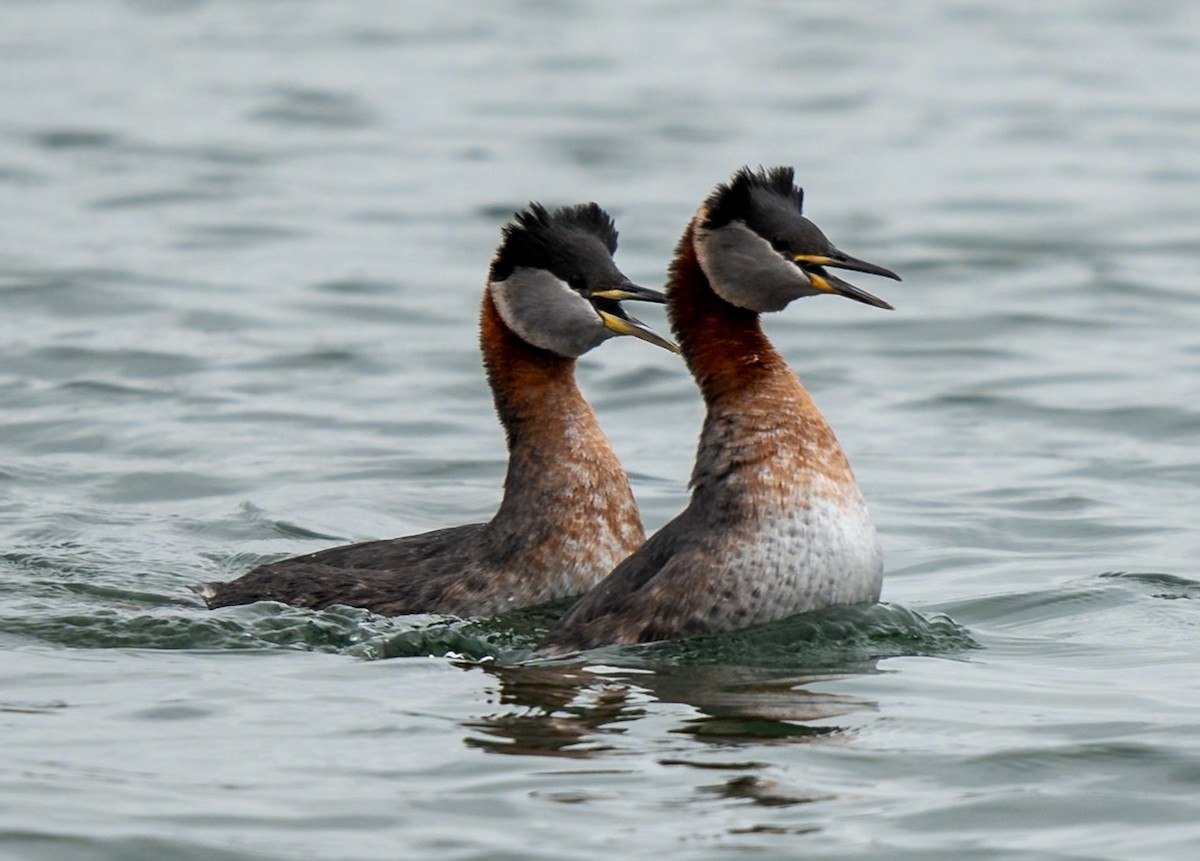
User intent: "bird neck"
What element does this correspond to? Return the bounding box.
[478,292,641,536]
[667,220,795,405]
[667,220,856,499]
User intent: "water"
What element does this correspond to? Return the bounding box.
[3,0,1200,858]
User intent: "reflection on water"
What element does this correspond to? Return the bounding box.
[461,663,638,758]
[458,658,876,757]
[6,0,1200,856]
[698,774,826,810]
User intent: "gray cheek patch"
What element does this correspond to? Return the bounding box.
[488,268,611,358]
[694,223,819,313]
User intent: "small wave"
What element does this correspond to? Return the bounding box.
[0,583,974,671]
[0,602,411,653]
[1098,570,1200,600]
[249,86,377,130]
[573,603,978,670]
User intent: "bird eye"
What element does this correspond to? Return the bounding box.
[768,237,790,255]
[567,276,587,293]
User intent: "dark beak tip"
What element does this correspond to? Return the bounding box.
[860,263,902,282]
[619,281,669,304]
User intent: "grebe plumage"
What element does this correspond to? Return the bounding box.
[205,203,676,617]
[538,167,899,654]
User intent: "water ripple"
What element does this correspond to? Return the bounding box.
[5,0,1200,857]
[250,87,377,130]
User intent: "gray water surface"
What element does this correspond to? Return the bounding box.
[3,2,1200,859]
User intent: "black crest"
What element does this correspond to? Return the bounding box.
[490,202,619,283]
[700,166,805,231]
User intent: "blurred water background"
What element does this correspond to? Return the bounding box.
[3,1,1200,859]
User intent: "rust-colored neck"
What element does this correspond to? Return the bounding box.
[667,220,854,497]
[478,292,639,535]
[667,220,794,406]
[480,291,584,445]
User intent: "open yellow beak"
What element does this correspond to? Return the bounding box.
[597,310,679,353]
[793,252,899,310]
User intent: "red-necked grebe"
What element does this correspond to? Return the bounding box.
[204,203,677,617]
[538,167,899,654]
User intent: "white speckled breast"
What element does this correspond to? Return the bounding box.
[721,477,883,626]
